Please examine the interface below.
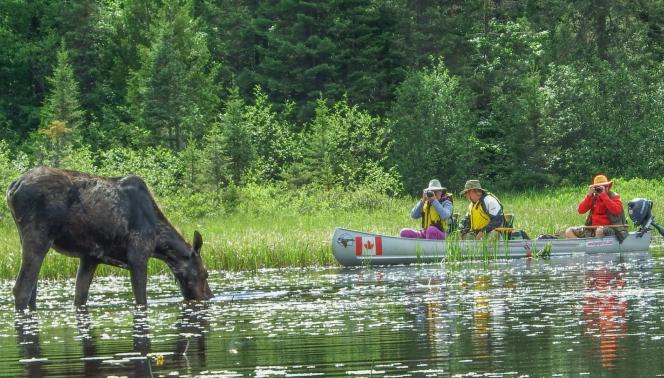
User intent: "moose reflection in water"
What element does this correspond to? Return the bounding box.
[14,312,45,378]
[7,167,213,310]
[13,304,210,377]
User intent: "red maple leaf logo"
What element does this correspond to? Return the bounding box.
[364,240,374,250]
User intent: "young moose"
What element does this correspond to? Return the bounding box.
[7,167,213,311]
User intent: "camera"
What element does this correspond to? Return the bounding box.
[594,186,603,194]
[426,190,434,198]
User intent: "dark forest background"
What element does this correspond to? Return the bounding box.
[2,0,664,206]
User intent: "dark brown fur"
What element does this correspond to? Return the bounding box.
[7,167,212,310]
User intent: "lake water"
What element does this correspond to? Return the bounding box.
[2,252,664,377]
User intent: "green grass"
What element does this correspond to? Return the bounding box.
[1,177,664,279]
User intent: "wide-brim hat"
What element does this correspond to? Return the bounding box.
[461,179,486,194]
[426,179,445,191]
[592,174,613,188]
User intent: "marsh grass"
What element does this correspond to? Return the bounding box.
[1,177,663,279]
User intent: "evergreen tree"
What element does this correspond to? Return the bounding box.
[388,59,474,194]
[36,43,85,167]
[180,134,203,188]
[220,87,255,184]
[287,96,391,190]
[330,0,405,116]
[56,0,105,119]
[245,86,301,182]
[40,43,85,135]
[253,0,336,122]
[286,98,336,189]
[468,19,548,188]
[0,0,60,142]
[204,87,255,187]
[192,0,257,98]
[90,0,164,149]
[128,2,219,150]
[202,122,227,190]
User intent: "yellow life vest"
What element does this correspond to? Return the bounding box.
[468,192,503,231]
[422,200,449,232]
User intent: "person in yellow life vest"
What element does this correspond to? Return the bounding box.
[460,179,505,240]
[399,179,453,240]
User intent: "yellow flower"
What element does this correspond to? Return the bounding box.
[153,353,165,366]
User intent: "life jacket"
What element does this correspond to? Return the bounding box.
[422,195,452,232]
[584,191,628,242]
[468,192,504,232]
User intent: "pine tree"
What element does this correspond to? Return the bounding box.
[40,42,85,135]
[192,0,257,97]
[202,86,255,189]
[219,87,255,185]
[202,121,228,190]
[128,2,219,150]
[38,42,85,166]
[253,0,336,122]
[330,0,406,116]
[56,0,104,119]
[245,86,301,182]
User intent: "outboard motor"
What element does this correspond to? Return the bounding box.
[628,198,664,237]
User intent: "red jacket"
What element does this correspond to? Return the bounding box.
[578,192,623,226]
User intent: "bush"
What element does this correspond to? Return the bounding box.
[60,145,96,173]
[96,147,183,196]
[160,189,223,219]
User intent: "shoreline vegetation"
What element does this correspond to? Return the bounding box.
[3,1,664,282]
[1,177,663,280]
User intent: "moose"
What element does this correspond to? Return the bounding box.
[7,167,213,311]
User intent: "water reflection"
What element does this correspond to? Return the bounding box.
[75,308,101,377]
[471,274,492,369]
[583,263,628,369]
[172,303,210,373]
[5,253,664,376]
[15,312,45,377]
[12,303,210,377]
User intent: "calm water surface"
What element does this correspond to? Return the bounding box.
[2,252,664,377]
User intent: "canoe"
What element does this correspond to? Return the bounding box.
[331,227,653,267]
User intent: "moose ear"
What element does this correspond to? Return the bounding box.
[193,231,203,253]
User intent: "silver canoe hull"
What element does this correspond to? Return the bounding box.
[331,227,653,266]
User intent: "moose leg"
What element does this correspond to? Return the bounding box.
[128,260,148,306]
[14,235,51,311]
[127,237,152,306]
[74,257,99,306]
[28,284,37,310]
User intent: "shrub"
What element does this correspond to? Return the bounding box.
[96,146,183,196]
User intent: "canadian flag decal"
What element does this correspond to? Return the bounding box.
[355,236,382,256]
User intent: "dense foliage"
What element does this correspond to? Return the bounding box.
[1,0,664,199]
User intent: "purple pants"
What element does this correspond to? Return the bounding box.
[400,226,447,240]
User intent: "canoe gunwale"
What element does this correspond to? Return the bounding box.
[331,227,653,267]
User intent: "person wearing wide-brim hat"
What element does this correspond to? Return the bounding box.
[459,179,505,240]
[399,179,453,240]
[564,174,627,241]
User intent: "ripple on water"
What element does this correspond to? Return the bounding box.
[1,252,664,376]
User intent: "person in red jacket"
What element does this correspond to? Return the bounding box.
[565,174,627,240]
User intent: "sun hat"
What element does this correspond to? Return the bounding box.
[460,179,486,194]
[426,179,445,191]
[591,174,613,188]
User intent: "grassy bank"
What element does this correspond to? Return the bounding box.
[1,177,663,279]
